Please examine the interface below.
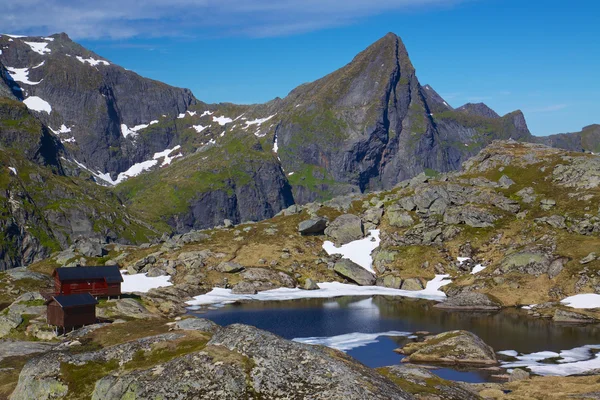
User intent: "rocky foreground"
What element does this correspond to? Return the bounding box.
[3,141,600,397]
[5,318,600,399]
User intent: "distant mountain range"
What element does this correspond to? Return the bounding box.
[0,31,597,270]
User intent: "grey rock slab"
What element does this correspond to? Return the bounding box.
[334,259,376,286]
[298,218,328,235]
[324,214,364,245]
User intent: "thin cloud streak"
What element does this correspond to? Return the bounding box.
[528,104,568,113]
[1,0,470,39]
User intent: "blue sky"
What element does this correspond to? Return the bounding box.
[3,0,599,135]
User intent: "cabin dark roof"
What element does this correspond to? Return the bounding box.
[53,266,124,283]
[48,293,98,308]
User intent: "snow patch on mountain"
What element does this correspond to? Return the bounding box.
[153,145,182,166]
[244,114,276,128]
[31,61,45,69]
[23,96,51,113]
[193,125,208,133]
[201,111,214,117]
[49,124,72,135]
[121,120,158,138]
[213,116,233,126]
[5,67,42,85]
[61,137,76,143]
[24,41,51,55]
[76,56,110,66]
[273,134,279,153]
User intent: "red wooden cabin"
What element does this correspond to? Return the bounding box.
[46,293,98,330]
[53,266,123,298]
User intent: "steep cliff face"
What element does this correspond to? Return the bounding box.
[273,33,533,200]
[0,97,156,270]
[0,33,196,180]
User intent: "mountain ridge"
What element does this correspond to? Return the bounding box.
[0,31,598,269]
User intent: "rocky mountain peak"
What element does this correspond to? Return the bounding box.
[456,103,500,119]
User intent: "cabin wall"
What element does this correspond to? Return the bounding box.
[63,305,96,327]
[46,302,64,326]
[59,280,110,296]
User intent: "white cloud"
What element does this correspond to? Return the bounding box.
[528,104,568,113]
[0,0,469,39]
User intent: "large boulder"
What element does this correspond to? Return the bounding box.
[114,298,156,319]
[400,278,425,291]
[334,259,376,286]
[215,261,245,273]
[0,311,23,338]
[174,317,220,333]
[76,239,105,258]
[298,218,328,235]
[386,205,415,228]
[443,206,496,228]
[397,330,498,366]
[497,251,552,276]
[324,214,364,245]
[434,292,502,311]
[239,268,297,291]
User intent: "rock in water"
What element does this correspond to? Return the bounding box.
[325,214,365,245]
[334,259,376,286]
[434,292,502,311]
[553,309,598,323]
[397,330,498,366]
[298,218,328,235]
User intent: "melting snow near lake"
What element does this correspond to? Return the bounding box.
[120,271,172,293]
[561,294,600,309]
[294,331,411,351]
[187,277,451,307]
[501,344,600,376]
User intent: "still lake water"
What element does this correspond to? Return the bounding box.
[191,295,600,382]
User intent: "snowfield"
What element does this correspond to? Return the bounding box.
[5,67,42,85]
[23,96,52,113]
[24,41,51,55]
[561,294,600,309]
[121,271,172,293]
[76,56,110,66]
[187,276,451,307]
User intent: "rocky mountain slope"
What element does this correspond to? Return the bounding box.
[1,31,599,269]
[110,33,537,232]
[0,33,196,178]
[0,96,156,270]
